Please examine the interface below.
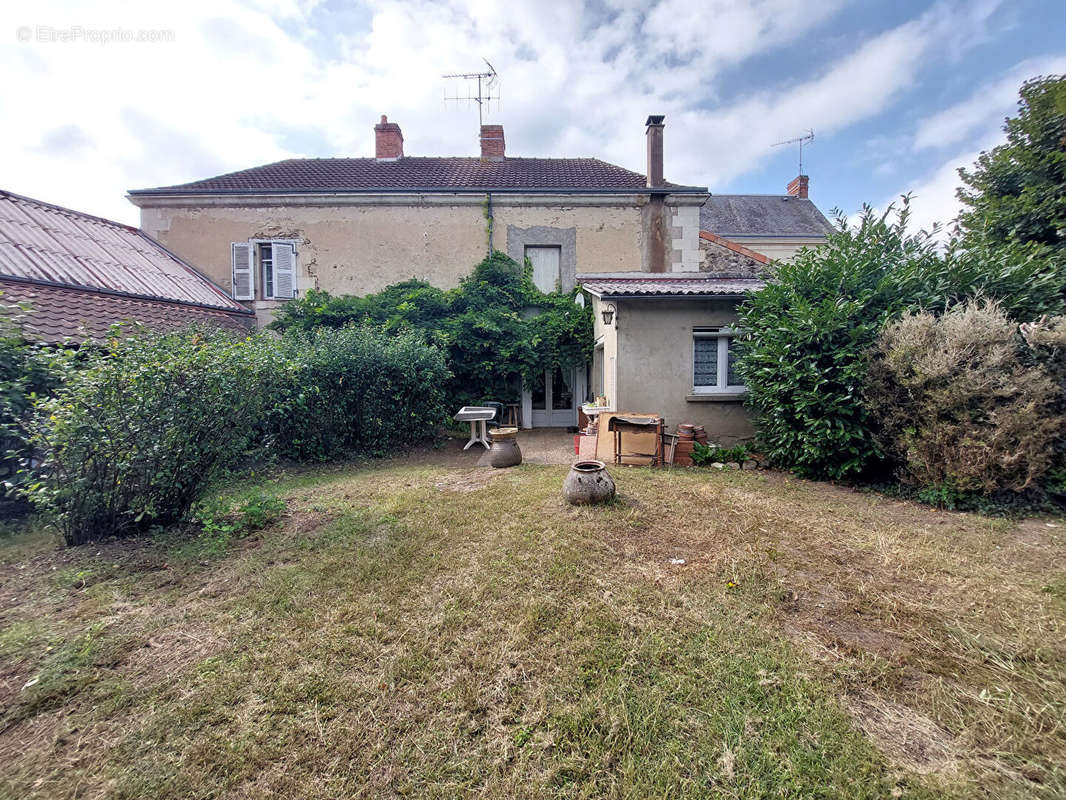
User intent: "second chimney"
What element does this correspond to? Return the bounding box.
[375,115,403,160]
[787,174,809,198]
[645,115,665,188]
[480,125,505,160]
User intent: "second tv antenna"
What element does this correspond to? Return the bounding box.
[443,59,500,126]
[772,129,815,174]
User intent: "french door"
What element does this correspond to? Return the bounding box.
[530,366,579,427]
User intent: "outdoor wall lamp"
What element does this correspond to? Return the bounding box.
[601,303,617,326]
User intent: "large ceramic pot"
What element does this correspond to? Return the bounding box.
[488,427,522,468]
[563,460,616,505]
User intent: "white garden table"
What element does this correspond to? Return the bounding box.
[454,406,496,450]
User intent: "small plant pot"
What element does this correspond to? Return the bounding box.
[563,460,616,505]
[488,427,522,468]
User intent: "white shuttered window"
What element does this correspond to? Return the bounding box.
[271,242,296,299]
[230,242,254,300]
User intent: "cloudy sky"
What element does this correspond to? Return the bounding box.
[3,0,1065,231]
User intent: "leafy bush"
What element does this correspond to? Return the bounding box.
[22,323,449,545]
[737,198,1066,480]
[270,251,593,407]
[262,326,449,461]
[865,301,1062,495]
[0,297,70,497]
[23,327,269,545]
[691,442,750,466]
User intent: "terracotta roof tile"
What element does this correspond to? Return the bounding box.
[579,276,764,297]
[130,157,706,195]
[1,278,254,344]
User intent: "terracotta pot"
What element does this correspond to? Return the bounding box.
[488,427,522,468]
[563,460,616,505]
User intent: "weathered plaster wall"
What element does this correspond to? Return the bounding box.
[590,295,619,409]
[138,198,650,308]
[613,298,754,444]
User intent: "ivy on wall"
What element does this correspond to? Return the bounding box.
[270,251,593,405]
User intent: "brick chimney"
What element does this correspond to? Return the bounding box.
[787,174,809,198]
[645,115,665,188]
[480,125,505,160]
[374,115,403,160]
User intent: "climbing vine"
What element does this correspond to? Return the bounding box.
[271,251,593,405]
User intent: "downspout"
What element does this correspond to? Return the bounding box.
[485,192,494,254]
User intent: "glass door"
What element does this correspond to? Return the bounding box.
[529,366,578,427]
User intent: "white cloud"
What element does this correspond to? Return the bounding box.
[0,0,1011,227]
[913,55,1066,151]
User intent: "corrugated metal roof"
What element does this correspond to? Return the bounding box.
[0,189,247,311]
[580,277,765,297]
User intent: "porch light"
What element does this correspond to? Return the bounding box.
[601,303,616,326]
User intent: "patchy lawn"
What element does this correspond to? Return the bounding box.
[1,458,1064,799]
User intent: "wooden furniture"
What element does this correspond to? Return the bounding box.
[606,414,664,466]
[505,403,520,427]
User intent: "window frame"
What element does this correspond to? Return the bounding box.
[692,327,746,394]
[524,244,562,294]
[248,238,300,300]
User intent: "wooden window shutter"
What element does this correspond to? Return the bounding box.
[272,242,296,299]
[230,242,254,300]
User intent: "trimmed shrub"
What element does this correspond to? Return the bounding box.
[22,324,449,545]
[737,199,1066,480]
[262,326,449,461]
[865,301,1063,495]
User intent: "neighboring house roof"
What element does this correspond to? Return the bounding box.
[700,194,834,238]
[129,157,707,196]
[580,276,765,298]
[0,189,253,343]
[0,278,253,344]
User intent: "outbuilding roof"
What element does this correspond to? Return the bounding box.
[129,157,707,197]
[0,189,247,311]
[1,278,253,344]
[580,276,765,298]
[0,189,253,342]
[700,194,834,238]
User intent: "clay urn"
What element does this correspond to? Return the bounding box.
[563,460,616,505]
[488,427,522,468]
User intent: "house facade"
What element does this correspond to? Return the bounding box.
[128,115,832,441]
[0,189,253,343]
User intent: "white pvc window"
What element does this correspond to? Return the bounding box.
[693,328,745,393]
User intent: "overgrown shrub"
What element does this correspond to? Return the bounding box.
[737,198,1066,480]
[691,443,750,466]
[270,251,593,407]
[261,326,449,461]
[865,301,1063,495]
[0,297,70,497]
[22,323,449,545]
[23,327,269,545]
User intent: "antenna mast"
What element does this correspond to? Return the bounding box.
[442,59,500,126]
[772,129,815,174]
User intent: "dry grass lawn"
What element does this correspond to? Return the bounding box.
[1,457,1064,798]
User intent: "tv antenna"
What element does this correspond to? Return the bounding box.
[442,59,500,127]
[772,129,815,174]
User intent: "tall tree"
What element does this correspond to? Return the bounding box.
[956,75,1066,253]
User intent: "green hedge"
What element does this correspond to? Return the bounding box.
[22,325,448,545]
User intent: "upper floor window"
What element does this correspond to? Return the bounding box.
[525,245,561,294]
[230,240,297,301]
[693,328,745,393]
